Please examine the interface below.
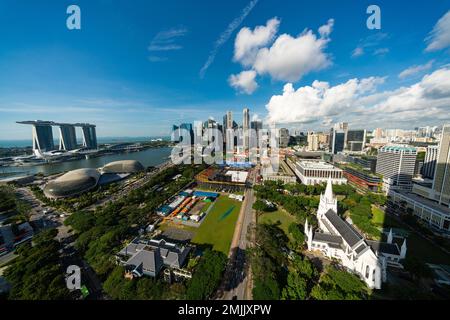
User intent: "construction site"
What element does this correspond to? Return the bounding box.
[156,189,220,226]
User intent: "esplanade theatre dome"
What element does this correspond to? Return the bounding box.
[43,168,101,199]
[101,160,145,174]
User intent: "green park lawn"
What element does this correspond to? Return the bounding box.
[258,208,298,240]
[191,196,242,255]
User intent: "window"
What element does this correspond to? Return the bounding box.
[365,265,370,279]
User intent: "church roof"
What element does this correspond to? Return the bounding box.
[366,240,401,256]
[324,209,363,248]
[313,232,343,245]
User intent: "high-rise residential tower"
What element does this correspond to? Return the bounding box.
[376,146,417,193]
[433,125,450,206]
[422,145,439,179]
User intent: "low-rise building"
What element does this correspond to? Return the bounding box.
[388,190,450,234]
[290,160,347,185]
[117,238,191,278]
[342,164,382,192]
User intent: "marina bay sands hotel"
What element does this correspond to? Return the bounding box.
[17,120,98,156]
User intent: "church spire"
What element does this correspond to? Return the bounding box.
[325,175,333,200]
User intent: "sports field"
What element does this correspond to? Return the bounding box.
[258,208,297,240]
[191,195,242,255]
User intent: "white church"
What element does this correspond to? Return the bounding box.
[304,178,407,289]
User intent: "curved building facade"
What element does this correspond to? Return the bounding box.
[43,168,100,199]
[101,160,145,174]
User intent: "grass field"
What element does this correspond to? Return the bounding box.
[258,208,297,240]
[370,206,450,264]
[371,205,401,228]
[191,196,242,255]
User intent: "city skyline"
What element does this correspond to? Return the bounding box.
[1,1,450,139]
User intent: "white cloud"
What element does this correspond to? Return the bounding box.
[352,47,364,57]
[318,19,334,38]
[373,47,389,56]
[148,56,169,62]
[148,27,188,51]
[398,60,434,79]
[265,67,450,127]
[228,70,258,94]
[351,33,389,58]
[252,20,333,82]
[234,17,280,66]
[148,26,188,62]
[426,10,450,52]
[228,18,334,93]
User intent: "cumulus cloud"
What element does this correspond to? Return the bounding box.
[229,18,334,92]
[234,17,280,66]
[265,67,450,128]
[228,70,258,94]
[253,22,333,82]
[398,60,434,79]
[426,10,450,52]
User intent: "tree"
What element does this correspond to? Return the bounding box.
[282,272,308,300]
[253,277,280,300]
[3,229,70,300]
[252,200,268,214]
[403,257,433,280]
[288,223,305,249]
[186,250,227,300]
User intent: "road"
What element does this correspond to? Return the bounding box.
[217,167,257,300]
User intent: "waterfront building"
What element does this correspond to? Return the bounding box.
[43,160,144,199]
[305,178,407,289]
[81,125,97,149]
[58,124,77,151]
[291,160,347,185]
[376,146,417,193]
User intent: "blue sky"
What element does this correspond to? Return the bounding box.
[1,0,450,139]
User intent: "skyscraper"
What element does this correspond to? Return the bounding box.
[250,120,262,149]
[422,145,439,179]
[278,128,290,148]
[346,129,366,152]
[58,124,77,151]
[243,108,250,152]
[331,129,345,154]
[432,125,450,206]
[376,146,417,193]
[307,132,320,151]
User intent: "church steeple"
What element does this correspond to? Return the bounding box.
[324,176,334,201]
[317,176,337,219]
